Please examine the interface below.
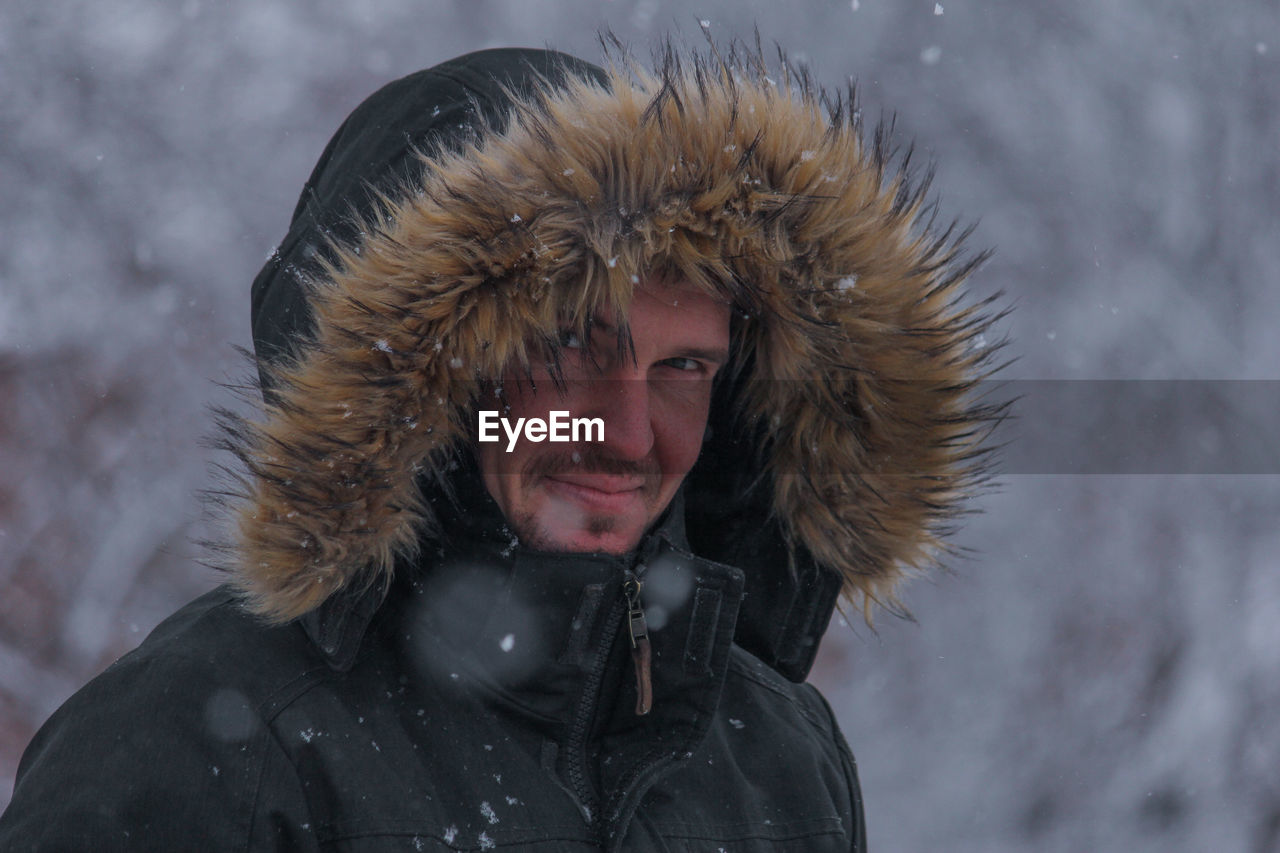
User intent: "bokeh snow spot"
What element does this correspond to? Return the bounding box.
[204,688,258,743]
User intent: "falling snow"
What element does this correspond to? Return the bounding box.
[8,9,1277,853]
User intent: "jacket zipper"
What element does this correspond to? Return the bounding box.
[565,593,622,824]
[623,573,652,716]
[564,570,654,828]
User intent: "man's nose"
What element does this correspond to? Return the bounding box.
[593,378,655,461]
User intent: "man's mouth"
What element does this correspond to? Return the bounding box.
[541,472,648,512]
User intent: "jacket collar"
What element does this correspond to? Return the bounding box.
[299,470,834,685]
[298,470,690,675]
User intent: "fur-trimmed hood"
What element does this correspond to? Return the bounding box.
[227,43,1001,676]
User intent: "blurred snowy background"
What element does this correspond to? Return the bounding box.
[2,0,1277,849]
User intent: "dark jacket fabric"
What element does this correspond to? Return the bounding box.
[1,490,864,851]
[2,43,998,851]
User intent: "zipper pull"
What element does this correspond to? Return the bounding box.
[623,574,652,716]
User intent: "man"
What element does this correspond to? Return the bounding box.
[1,42,997,850]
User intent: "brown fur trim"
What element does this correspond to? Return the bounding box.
[224,44,1004,623]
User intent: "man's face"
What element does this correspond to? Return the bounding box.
[475,277,731,554]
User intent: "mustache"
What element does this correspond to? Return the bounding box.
[522,446,662,483]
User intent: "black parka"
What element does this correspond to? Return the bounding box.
[2,43,998,852]
[0,487,864,850]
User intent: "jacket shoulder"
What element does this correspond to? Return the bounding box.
[120,585,326,693]
[720,644,867,849]
[626,642,869,850]
[0,587,321,850]
[725,643,837,734]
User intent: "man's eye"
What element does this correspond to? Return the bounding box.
[558,330,585,349]
[662,357,702,372]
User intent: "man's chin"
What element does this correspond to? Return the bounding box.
[511,504,646,556]
[530,530,640,556]
[511,525,640,556]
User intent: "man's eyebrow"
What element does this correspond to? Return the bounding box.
[583,316,729,364]
[674,346,731,364]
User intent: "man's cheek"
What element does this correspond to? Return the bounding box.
[653,389,714,443]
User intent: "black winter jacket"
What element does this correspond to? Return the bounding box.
[2,43,997,851]
[1,491,864,850]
